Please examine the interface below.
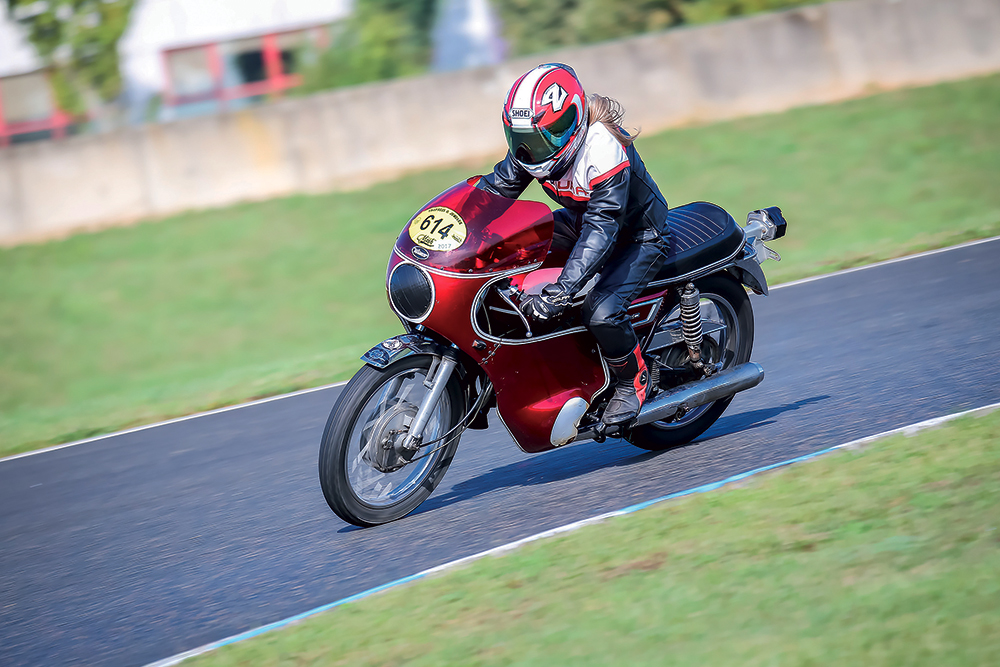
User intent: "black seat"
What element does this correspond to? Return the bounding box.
[655,202,744,283]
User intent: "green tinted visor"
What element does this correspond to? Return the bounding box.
[504,107,579,165]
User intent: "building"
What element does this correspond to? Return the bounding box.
[0,4,71,145]
[119,0,352,121]
[1,0,502,144]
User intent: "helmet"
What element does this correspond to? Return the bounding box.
[502,63,589,179]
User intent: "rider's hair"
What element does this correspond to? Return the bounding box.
[587,93,639,147]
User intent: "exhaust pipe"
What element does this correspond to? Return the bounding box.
[575,362,765,442]
[634,362,765,426]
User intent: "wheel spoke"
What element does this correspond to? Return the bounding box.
[342,367,452,508]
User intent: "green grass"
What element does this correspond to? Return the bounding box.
[188,408,1000,666]
[2,74,999,456]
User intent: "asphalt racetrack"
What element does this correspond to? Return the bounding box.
[2,239,999,667]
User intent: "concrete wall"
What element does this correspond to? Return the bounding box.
[2,0,999,244]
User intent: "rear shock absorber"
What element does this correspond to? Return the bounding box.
[679,283,712,377]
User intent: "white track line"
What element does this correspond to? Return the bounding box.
[146,400,1000,667]
[770,234,1000,291]
[0,381,347,464]
[5,234,999,466]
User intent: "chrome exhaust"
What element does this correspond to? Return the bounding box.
[634,362,764,426]
[574,362,765,442]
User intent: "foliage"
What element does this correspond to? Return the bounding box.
[296,0,436,94]
[7,0,136,115]
[493,0,828,56]
[683,0,829,22]
[493,0,681,56]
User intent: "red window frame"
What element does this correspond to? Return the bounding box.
[0,71,71,147]
[163,29,313,109]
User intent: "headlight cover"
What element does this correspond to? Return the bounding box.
[388,262,434,322]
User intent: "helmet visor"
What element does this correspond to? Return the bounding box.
[505,107,579,165]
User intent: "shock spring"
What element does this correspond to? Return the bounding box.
[679,283,712,376]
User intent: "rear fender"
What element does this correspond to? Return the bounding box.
[728,258,770,296]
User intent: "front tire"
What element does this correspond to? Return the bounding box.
[319,356,464,526]
[628,273,754,451]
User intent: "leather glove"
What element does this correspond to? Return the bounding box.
[519,283,571,322]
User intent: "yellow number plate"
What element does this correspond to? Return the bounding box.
[408,207,468,252]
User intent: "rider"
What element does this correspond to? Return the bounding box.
[480,63,672,426]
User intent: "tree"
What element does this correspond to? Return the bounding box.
[7,0,136,116]
[296,0,437,94]
[493,0,827,57]
[492,0,685,57]
[681,0,823,22]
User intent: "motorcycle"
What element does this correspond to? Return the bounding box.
[319,177,786,526]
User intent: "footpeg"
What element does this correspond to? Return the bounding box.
[593,421,628,443]
[593,422,607,443]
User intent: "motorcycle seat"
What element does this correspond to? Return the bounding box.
[656,202,744,283]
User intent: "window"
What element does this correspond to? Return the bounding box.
[165,47,215,99]
[0,72,69,145]
[1,73,54,124]
[221,38,266,88]
[162,26,329,115]
[277,30,311,75]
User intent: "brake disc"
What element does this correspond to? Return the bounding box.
[360,399,418,473]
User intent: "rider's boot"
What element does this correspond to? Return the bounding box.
[602,344,649,426]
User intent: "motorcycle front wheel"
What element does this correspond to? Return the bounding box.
[319,356,464,527]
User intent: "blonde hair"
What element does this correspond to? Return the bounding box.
[587,94,639,147]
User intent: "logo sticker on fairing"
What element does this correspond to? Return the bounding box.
[408,206,468,252]
[411,246,429,260]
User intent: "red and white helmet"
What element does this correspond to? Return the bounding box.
[502,63,589,179]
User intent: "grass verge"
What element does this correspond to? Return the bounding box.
[2,74,999,456]
[189,408,1000,666]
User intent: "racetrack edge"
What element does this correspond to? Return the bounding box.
[0,380,348,464]
[142,399,1000,667]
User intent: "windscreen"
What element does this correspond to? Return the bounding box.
[394,178,554,274]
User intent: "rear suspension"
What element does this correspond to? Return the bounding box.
[679,283,713,377]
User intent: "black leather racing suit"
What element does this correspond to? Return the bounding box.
[482,122,671,359]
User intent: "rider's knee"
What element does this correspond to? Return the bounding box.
[583,291,627,332]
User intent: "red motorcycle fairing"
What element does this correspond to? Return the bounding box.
[395,177,553,274]
[385,179,667,453]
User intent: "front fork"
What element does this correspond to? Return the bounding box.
[400,352,459,453]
